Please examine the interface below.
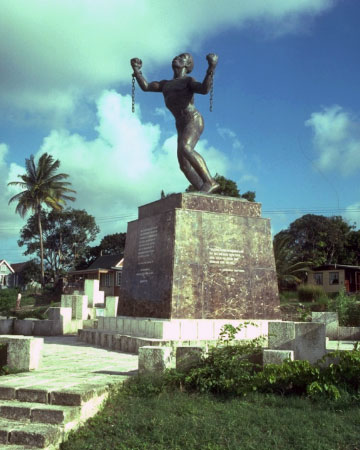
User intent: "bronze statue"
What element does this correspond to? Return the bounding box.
[131,53,219,193]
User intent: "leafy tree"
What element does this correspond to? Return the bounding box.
[273,234,312,290]
[99,233,126,255]
[8,153,76,286]
[18,208,98,281]
[186,174,255,201]
[275,214,356,267]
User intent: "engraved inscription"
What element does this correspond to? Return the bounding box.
[208,247,245,274]
[136,225,158,283]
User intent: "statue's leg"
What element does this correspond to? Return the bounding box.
[177,115,219,193]
[177,152,203,190]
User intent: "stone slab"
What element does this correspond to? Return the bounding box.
[176,346,204,372]
[312,312,339,339]
[138,346,173,374]
[0,336,43,371]
[119,193,280,320]
[268,321,326,364]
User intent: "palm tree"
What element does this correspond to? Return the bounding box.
[8,153,76,286]
[273,234,312,291]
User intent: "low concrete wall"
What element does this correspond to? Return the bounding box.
[0,317,15,334]
[338,327,360,340]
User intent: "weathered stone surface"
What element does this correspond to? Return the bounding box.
[0,335,43,371]
[312,312,339,339]
[268,321,326,364]
[138,346,173,374]
[0,318,15,335]
[176,346,204,372]
[13,319,37,336]
[263,349,294,365]
[338,326,360,340]
[119,193,280,320]
[139,192,262,219]
[105,296,119,317]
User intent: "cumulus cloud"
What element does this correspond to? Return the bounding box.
[305,105,360,175]
[1,0,336,122]
[344,202,360,229]
[0,144,26,241]
[217,126,244,150]
[26,90,230,236]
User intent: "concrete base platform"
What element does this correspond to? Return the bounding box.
[97,316,271,340]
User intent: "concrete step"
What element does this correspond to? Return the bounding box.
[0,383,114,448]
[0,380,109,406]
[0,400,80,425]
[0,418,61,448]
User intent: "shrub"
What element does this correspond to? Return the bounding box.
[328,289,360,326]
[297,285,326,302]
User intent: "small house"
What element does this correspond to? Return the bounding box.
[0,260,14,289]
[69,254,123,297]
[307,264,360,294]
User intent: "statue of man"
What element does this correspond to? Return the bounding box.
[131,53,219,193]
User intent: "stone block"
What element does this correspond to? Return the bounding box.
[46,307,72,324]
[162,320,181,340]
[97,317,105,330]
[84,279,100,307]
[268,321,295,350]
[107,317,117,331]
[268,321,326,364]
[138,346,173,374]
[61,294,88,320]
[105,296,119,317]
[197,320,215,340]
[294,322,326,364]
[14,319,39,336]
[312,312,339,339]
[0,317,15,334]
[0,335,43,370]
[263,349,294,365]
[176,346,204,372]
[179,320,198,340]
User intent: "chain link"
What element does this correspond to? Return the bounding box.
[132,75,135,113]
[209,73,214,112]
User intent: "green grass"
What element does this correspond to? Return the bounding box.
[61,386,360,450]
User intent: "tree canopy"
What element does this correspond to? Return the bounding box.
[8,153,76,285]
[18,208,99,281]
[274,214,360,267]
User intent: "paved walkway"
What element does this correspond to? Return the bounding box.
[0,336,138,394]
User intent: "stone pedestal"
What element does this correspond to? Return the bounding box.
[119,193,280,320]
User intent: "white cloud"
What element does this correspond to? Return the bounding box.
[305,105,360,175]
[344,202,360,229]
[0,144,26,238]
[217,126,244,151]
[0,0,336,122]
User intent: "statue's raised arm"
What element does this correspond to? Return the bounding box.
[131,58,164,92]
[189,53,218,95]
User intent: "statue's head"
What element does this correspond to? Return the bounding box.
[172,53,194,74]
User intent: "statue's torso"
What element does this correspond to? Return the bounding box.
[162,77,197,118]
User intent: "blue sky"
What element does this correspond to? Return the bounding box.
[1,0,360,263]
